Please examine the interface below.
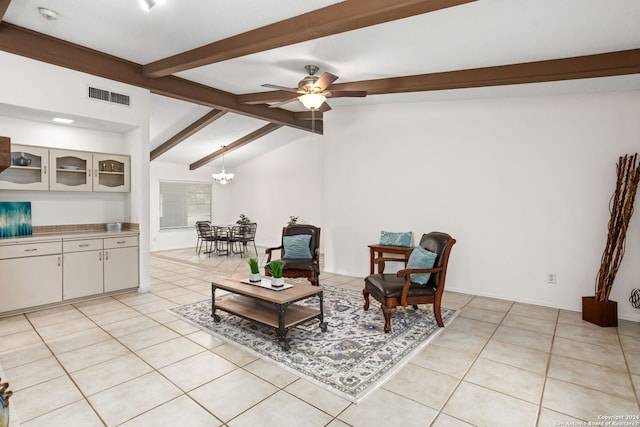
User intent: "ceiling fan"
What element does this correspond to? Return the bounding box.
[262,65,367,112]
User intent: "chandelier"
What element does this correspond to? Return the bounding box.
[212,145,234,185]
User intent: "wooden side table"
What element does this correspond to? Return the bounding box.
[368,244,414,274]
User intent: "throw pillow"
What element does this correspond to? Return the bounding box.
[283,234,312,259]
[379,230,412,247]
[407,245,437,285]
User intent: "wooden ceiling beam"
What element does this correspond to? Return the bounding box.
[238,90,295,105]
[190,123,283,170]
[150,109,226,161]
[238,48,640,102]
[329,49,640,95]
[142,0,477,78]
[0,22,316,134]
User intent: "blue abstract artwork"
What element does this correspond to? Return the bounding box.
[0,202,32,238]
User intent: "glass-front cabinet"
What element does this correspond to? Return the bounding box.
[0,145,130,192]
[49,149,93,191]
[0,144,49,190]
[93,153,130,192]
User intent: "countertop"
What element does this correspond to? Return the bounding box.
[0,230,139,245]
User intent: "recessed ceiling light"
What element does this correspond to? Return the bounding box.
[139,0,157,11]
[52,117,74,124]
[38,7,59,21]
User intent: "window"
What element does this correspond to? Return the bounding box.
[159,181,211,229]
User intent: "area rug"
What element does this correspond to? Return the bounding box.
[168,284,456,402]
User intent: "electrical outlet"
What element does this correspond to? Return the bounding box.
[547,273,556,284]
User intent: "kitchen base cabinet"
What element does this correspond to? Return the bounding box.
[104,236,138,292]
[63,250,104,300]
[104,246,138,292]
[0,233,138,315]
[0,255,62,312]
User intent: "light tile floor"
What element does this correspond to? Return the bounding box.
[1,247,639,426]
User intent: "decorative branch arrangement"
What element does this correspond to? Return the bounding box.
[0,379,12,427]
[594,153,640,302]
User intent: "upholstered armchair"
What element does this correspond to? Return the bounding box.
[265,225,321,286]
[363,232,456,333]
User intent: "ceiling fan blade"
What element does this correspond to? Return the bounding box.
[261,84,301,94]
[317,102,332,112]
[268,97,299,108]
[315,72,339,91]
[325,90,368,98]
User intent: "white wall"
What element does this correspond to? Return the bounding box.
[323,91,640,320]
[0,52,146,127]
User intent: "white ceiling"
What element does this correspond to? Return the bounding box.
[3,0,640,170]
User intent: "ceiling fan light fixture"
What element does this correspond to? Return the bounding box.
[299,93,326,110]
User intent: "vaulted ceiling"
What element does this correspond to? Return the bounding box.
[1,0,639,171]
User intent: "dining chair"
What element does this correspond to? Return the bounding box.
[238,223,258,257]
[213,225,230,256]
[196,221,216,256]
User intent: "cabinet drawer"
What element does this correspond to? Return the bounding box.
[63,239,103,253]
[0,241,62,259]
[104,236,138,249]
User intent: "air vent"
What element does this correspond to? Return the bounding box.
[88,87,110,102]
[88,86,131,107]
[109,92,130,106]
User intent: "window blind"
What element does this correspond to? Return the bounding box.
[159,181,211,229]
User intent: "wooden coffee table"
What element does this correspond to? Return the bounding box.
[211,277,327,351]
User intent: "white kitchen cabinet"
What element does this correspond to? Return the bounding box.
[0,144,49,190]
[104,236,138,292]
[0,241,62,312]
[0,233,138,315]
[0,145,130,192]
[62,235,138,298]
[93,153,130,192]
[62,238,104,300]
[49,149,93,191]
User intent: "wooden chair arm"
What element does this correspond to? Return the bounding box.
[397,266,443,307]
[396,266,442,277]
[265,245,283,263]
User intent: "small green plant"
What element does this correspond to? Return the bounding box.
[247,257,260,274]
[287,216,298,226]
[270,260,285,278]
[237,214,251,225]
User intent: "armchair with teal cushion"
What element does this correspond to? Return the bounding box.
[363,232,456,333]
[265,224,321,286]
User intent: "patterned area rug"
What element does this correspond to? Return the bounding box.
[168,284,456,402]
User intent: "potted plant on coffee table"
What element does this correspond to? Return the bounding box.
[270,260,286,288]
[584,153,639,327]
[248,257,261,283]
